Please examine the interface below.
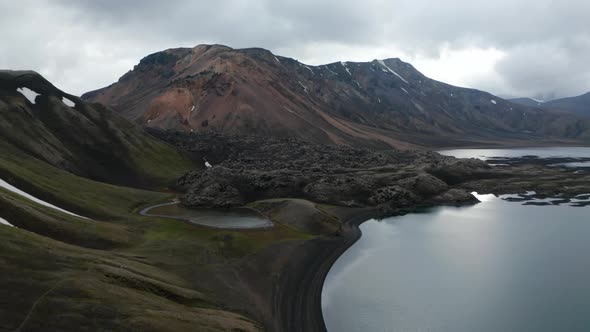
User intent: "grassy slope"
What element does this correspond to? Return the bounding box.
[0,226,262,332]
[0,140,261,330]
[0,73,328,330]
[0,140,167,219]
[0,141,333,331]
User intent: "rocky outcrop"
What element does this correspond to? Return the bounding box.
[162,131,590,214]
[184,182,243,208]
[399,173,449,196]
[427,157,493,184]
[180,167,244,207]
[432,189,480,205]
[368,185,419,207]
[165,132,489,212]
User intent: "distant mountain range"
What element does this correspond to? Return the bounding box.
[77,44,590,148]
[510,93,590,117]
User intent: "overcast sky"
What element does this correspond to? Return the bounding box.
[1,0,589,100]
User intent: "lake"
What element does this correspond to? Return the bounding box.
[322,147,590,332]
[140,201,273,229]
[438,146,590,160]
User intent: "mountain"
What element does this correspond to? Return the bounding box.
[508,97,545,107]
[0,70,194,187]
[542,92,590,117]
[83,44,590,148]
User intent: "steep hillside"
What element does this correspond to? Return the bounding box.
[0,70,194,187]
[0,71,283,332]
[0,143,264,331]
[84,44,590,148]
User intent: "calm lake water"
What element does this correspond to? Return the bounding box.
[140,202,273,229]
[438,146,590,160]
[322,148,590,332]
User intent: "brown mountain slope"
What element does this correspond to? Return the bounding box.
[83,44,590,148]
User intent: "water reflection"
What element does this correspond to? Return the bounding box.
[439,147,590,160]
[140,202,273,229]
[323,194,590,332]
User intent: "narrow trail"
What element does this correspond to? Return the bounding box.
[13,278,71,332]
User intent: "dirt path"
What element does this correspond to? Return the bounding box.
[13,278,71,332]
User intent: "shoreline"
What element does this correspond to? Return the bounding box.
[433,142,590,151]
[280,189,590,331]
[272,206,380,331]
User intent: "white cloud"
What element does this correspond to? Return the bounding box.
[1,0,589,99]
[411,46,507,90]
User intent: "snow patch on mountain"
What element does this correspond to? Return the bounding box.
[283,106,296,114]
[0,217,14,227]
[377,60,409,84]
[0,178,88,219]
[17,87,40,104]
[298,81,309,94]
[62,97,76,107]
[340,62,352,76]
[324,65,337,75]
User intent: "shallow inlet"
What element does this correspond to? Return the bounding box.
[140,201,273,229]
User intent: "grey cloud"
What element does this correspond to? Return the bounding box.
[1,0,589,98]
[495,37,590,100]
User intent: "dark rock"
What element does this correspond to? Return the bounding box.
[550,199,571,205]
[431,189,479,205]
[427,158,492,184]
[523,201,552,206]
[503,197,531,202]
[160,131,590,212]
[165,132,480,210]
[368,185,418,206]
[183,182,243,208]
[399,173,449,196]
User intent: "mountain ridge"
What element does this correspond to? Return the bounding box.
[83,44,590,148]
[543,92,590,117]
[511,93,590,118]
